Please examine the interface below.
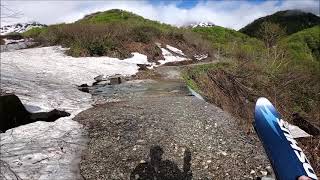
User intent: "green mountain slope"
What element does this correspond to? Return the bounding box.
[192,26,264,59]
[281,25,320,71]
[240,10,320,38]
[75,9,172,31]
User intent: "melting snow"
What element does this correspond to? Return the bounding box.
[1,22,46,35]
[158,48,188,65]
[166,45,185,56]
[0,45,188,179]
[0,46,151,179]
[1,46,150,112]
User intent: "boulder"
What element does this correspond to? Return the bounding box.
[78,84,90,93]
[110,75,124,85]
[0,94,70,132]
[94,75,108,82]
[79,84,89,87]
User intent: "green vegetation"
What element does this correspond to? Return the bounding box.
[22,27,47,38]
[281,25,320,66]
[76,9,145,23]
[192,26,264,60]
[182,62,232,92]
[187,25,320,128]
[240,10,320,39]
[22,9,210,59]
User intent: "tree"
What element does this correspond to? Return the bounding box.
[257,21,286,57]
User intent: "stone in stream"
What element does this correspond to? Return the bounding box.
[110,76,123,85]
[78,84,90,93]
[0,94,70,132]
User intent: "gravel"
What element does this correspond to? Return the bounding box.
[74,77,271,179]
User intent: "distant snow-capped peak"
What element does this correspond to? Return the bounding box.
[185,22,215,28]
[1,22,46,35]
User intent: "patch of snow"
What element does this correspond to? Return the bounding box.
[158,48,189,65]
[0,46,151,179]
[0,116,87,180]
[1,22,46,35]
[194,54,208,61]
[188,22,215,28]
[3,38,25,45]
[166,45,185,56]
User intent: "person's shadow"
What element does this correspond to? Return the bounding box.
[130,145,192,180]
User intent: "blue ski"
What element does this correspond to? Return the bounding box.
[254,97,318,180]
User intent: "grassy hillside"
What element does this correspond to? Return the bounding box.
[75,9,173,31]
[22,9,211,59]
[186,25,320,129]
[192,26,265,60]
[240,10,320,38]
[281,25,320,66]
[77,9,145,23]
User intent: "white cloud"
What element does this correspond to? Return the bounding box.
[1,0,319,30]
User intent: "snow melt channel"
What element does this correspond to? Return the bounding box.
[0,46,150,179]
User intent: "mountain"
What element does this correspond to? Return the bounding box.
[240,10,320,38]
[0,22,47,35]
[76,9,158,25]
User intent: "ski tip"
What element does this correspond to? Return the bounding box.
[254,97,280,124]
[256,97,272,108]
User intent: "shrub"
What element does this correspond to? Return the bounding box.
[22,27,46,38]
[131,25,161,43]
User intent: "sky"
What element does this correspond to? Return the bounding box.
[1,0,319,30]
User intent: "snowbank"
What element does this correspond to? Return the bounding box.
[1,46,150,112]
[0,46,150,179]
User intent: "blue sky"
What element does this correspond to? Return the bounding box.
[1,0,319,30]
[148,0,279,9]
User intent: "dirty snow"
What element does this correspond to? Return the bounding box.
[166,45,185,56]
[0,46,151,179]
[3,38,25,45]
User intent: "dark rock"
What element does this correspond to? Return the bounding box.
[79,87,90,93]
[30,109,70,122]
[137,64,150,71]
[78,84,90,93]
[0,94,70,132]
[94,75,107,82]
[79,84,89,87]
[110,76,122,85]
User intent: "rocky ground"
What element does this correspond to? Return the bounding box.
[74,66,272,179]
